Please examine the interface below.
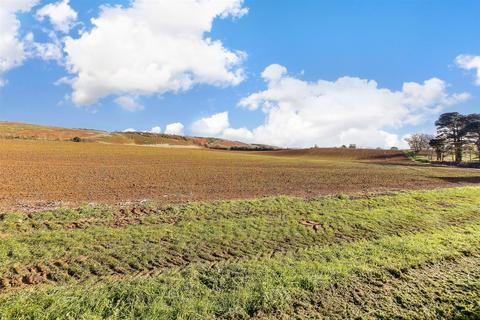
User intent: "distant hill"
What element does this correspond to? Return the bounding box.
[0,121,108,141]
[0,121,276,151]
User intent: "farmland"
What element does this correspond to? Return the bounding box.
[1,138,480,319]
[1,139,480,211]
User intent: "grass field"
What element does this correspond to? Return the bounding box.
[1,139,480,211]
[0,186,479,319]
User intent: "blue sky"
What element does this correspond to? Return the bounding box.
[1,0,480,147]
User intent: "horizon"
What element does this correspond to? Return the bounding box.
[1,0,480,148]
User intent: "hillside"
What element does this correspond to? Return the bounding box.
[0,121,108,141]
[0,121,274,150]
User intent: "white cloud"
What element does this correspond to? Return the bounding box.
[0,0,38,85]
[148,126,161,134]
[191,111,230,136]
[455,54,480,85]
[32,41,62,61]
[164,122,184,135]
[62,0,247,106]
[222,127,254,141]
[25,31,63,62]
[198,64,468,148]
[114,96,144,112]
[36,0,77,33]
[123,128,136,132]
[261,63,287,82]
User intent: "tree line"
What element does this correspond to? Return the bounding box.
[406,112,480,162]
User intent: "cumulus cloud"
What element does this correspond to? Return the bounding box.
[36,0,77,33]
[114,96,144,112]
[164,122,184,135]
[261,63,287,82]
[191,111,230,136]
[222,126,254,141]
[62,0,247,106]
[455,54,480,85]
[197,64,468,148]
[148,126,161,134]
[0,0,38,85]
[123,128,136,132]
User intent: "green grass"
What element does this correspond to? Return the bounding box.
[1,187,480,319]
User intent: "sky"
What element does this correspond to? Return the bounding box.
[1,0,480,148]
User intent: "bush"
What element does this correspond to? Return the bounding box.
[72,137,81,142]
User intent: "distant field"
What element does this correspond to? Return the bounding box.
[1,139,480,210]
[0,187,479,319]
[260,147,408,161]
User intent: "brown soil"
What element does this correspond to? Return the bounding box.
[1,139,480,211]
[260,147,409,161]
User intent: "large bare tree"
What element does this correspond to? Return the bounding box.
[405,133,433,153]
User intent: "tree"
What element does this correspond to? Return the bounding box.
[463,113,480,160]
[435,112,467,162]
[429,138,446,161]
[405,133,433,153]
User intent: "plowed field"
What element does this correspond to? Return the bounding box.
[1,139,479,210]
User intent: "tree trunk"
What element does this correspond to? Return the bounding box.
[477,143,480,162]
[455,144,462,162]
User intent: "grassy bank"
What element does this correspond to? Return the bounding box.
[1,187,480,319]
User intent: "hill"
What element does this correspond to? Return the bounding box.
[0,121,108,141]
[0,121,275,150]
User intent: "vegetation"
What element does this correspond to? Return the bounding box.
[406,112,480,163]
[411,112,480,162]
[0,187,479,319]
[434,112,468,162]
[405,133,433,153]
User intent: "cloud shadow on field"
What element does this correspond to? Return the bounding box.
[363,161,430,167]
[437,176,480,184]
